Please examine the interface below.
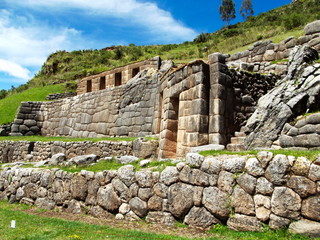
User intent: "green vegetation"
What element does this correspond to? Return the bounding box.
[219,0,236,25]
[0,84,66,125]
[0,201,315,240]
[200,149,320,161]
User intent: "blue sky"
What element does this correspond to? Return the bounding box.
[0,0,292,90]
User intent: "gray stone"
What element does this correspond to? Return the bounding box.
[132,138,158,159]
[112,178,129,200]
[160,166,179,185]
[139,159,151,167]
[129,197,148,218]
[168,182,194,218]
[265,154,290,185]
[117,165,136,187]
[69,154,98,166]
[254,194,271,222]
[97,184,121,212]
[301,195,320,221]
[116,155,139,164]
[147,195,163,211]
[184,207,220,229]
[236,173,257,195]
[115,213,125,220]
[186,153,205,168]
[34,197,55,210]
[308,163,320,181]
[135,171,154,188]
[218,170,235,194]
[257,151,273,168]
[271,187,301,220]
[287,176,316,197]
[291,157,311,176]
[231,186,255,216]
[202,187,230,221]
[70,174,87,201]
[304,20,320,35]
[125,211,141,221]
[24,119,37,127]
[138,187,153,201]
[245,157,264,177]
[49,153,66,166]
[269,214,291,230]
[119,203,130,214]
[289,219,320,237]
[201,157,222,174]
[146,211,175,226]
[88,206,114,219]
[227,214,263,232]
[222,157,246,173]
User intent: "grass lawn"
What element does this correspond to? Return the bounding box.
[0,201,316,240]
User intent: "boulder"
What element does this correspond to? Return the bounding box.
[129,197,148,218]
[289,219,320,237]
[227,214,263,232]
[304,20,320,35]
[236,173,257,195]
[48,153,66,166]
[116,155,139,164]
[146,211,175,226]
[186,153,205,168]
[117,165,136,187]
[97,184,121,212]
[301,195,320,221]
[269,214,291,230]
[245,157,264,177]
[265,154,290,185]
[168,182,194,218]
[256,177,273,195]
[222,157,246,173]
[218,170,235,194]
[202,187,230,221]
[201,157,222,174]
[69,154,98,166]
[271,187,301,220]
[231,186,255,216]
[132,138,158,159]
[184,207,220,229]
[287,176,316,197]
[160,166,179,185]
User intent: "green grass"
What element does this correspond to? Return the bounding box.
[200,149,320,161]
[0,84,66,125]
[0,201,315,240]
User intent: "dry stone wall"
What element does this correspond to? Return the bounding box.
[0,138,158,163]
[0,152,319,232]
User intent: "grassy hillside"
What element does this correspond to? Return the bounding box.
[0,84,65,124]
[0,0,319,125]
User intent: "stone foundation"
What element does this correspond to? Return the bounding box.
[0,152,319,231]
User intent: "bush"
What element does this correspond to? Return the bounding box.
[193,33,210,43]
[283,13,305,30]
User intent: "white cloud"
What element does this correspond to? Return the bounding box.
[6,0,197,42]
[0,59,31,80]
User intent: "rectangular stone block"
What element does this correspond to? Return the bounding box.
[208,53,226,64]
[209,115,225,134]
[192,84,207,99]
[192,99,208,115]
[210,99,225,116]
[210,63,228,75]
[210,84,226,99]
[209,133,226,145]
[185,115,208,133]
[210,71,227,85]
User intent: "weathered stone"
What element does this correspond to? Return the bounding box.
[125,211,141,221]
[202,187,230,221]
[24,119,37,127]
[132,138,158,159]
[308,163,320,181]
[119,203,130,214]
[112,178,129,200]
[227,214,263,232]
[97,184,121,212]
[271,187,301,220]
[135,171,154,188]
[67,199,85,214]
[89,206,114,219]
[146,211,175,226]
[201,157,222,174]
[35,197,55,210]
[138,188,153,201]
[291,157,311,176]
[116,155,139,164]
[117,165,136,187]
[153,183,168,198]
[168,182,194,218]
[147,195,163,211]
[301,195,320,221]
[184,207,220,229]
[129,197,148,218]
[160,166,179,185]
[20,197,34,206]
[49,153,66,166]
[287,176,316,197]
[265,154,290,185]
[69,154,98,166]
[254,194,271,222]
[304,20,320,35]
[115,213,125,220]
[218,170,235,194]
[231,186,255,216]
[236,173,256,195]
[222,157,246,173]
[269,214,291,229]
[245,157,264,176]
[186,153,205,168]
[256,177,273,195]
[289,219,320,237]
[70,174,87,201]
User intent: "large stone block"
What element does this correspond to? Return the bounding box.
[209,115,225,134]
[304,20,320,35]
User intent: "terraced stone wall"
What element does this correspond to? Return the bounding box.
[0,152,319,232]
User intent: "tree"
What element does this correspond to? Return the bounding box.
[240,0,254,19]
[219,0,236,25]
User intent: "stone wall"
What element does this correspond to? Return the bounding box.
[11,68,160,138]
[0,152,319,231]
[226,20,320,75]
[0,138,158,163]
[280,112,320,149]
[77,57,161,95]
[46,92,76,101]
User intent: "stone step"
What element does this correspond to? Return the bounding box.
[231,137,246,144]
[226,143,246,152]
[234,131,246,137]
